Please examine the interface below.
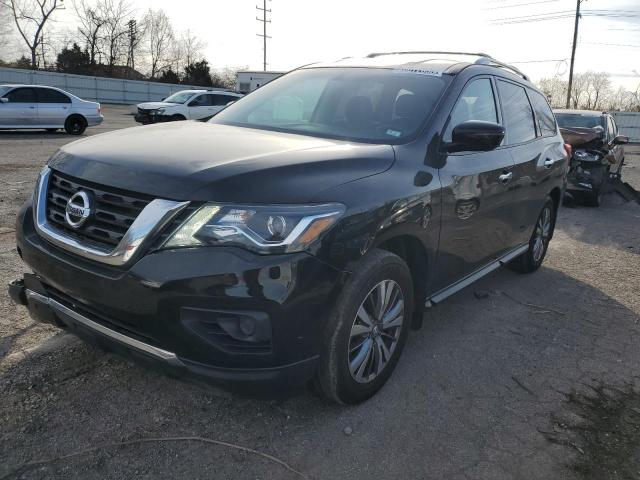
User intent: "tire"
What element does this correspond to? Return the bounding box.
[170,114,186,121]
[508,197,555,274]
[584,188,603,207]
[64,115,87,135]
[315,249,414,404]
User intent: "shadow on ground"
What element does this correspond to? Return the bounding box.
[2,264,640,480]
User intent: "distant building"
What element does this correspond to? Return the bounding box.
[236,70,284,93]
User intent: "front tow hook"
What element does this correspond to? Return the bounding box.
[8,278,27,306]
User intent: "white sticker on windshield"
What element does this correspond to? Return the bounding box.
[393,67,443,77]
[386,129,402,138]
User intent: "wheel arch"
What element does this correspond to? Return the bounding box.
[66,113,87,124]
[372,232,429,329]
[548,187,561,239]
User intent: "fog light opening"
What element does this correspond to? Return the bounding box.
[239,316,257,336]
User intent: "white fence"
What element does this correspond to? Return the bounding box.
[612,112,640,143]
[0,67,225,105]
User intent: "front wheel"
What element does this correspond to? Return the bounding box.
[584,188,603,207]
[508,197,555,273]
[315,249,414,404]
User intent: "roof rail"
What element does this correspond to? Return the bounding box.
[365,50,529,81]
[367,51,492,59]
[473,57,529,81]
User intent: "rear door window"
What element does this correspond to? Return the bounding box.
[189,95,209,107]
[529,91,556,137]
[211,95,237,106]
[443,78,498,142]
[497,80,536,144]
[36,88,71,104]
[6,88,36,103]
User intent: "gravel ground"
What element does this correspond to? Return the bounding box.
[1,107,639,479]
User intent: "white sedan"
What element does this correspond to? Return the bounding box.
[134,89,243,124]
[0,84,103,135]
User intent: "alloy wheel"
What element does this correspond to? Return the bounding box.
[532,206,552,263]
[348,279,404,384]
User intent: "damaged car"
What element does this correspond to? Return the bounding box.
[555,109,629,206]
[135,89,243,124]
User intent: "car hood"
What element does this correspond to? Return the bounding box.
[49,122,395,203]
[137,102,180,109]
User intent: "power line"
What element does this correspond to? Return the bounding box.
[582,42,640,48]
[508,58,567,63]
[484,0,560,10]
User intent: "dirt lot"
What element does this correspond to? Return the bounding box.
[1,106,639,479]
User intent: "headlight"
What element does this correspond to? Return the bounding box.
[156,108,165,114]
[163,203,345,254]
[573,150,599,162]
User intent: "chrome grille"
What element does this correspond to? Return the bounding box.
[46,171,151,249]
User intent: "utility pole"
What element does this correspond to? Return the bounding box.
[127,19,137,77]
[256,0,271,71]
[566,0,583,108]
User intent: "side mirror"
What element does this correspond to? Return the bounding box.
[161,97,166,101]
[446,120,505,153]
[0,97,8,103]
[611,134,629,145]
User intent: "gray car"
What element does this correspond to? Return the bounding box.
[0,84,103,135]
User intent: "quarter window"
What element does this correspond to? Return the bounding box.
[444,78,498,142]
[529,91,556,137]
[607,117,616,140]
[6,88,36,103]
[497,80,536,144]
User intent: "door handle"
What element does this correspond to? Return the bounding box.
[544,159,554,168]
[498,172,513,183]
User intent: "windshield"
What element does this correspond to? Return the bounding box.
[164,91,198,104]
[556,113,604,130]
[210,68,450,143]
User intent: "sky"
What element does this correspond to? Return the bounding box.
[21,0,640,89]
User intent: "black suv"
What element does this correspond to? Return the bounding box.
[10,52,568,404]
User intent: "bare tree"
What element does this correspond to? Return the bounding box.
[180,29,205,68]
[1,0,63,68]
[583,72,611,111]
[569,73,589,109]
[142,8,173,78]
[101,0,132,72]
[0,4,13,61]
[537,77,567,108]
[73,0,106,65]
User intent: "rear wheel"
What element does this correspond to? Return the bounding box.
[315,249,414,404]
[64,115,87,135]
[508,197,555,273]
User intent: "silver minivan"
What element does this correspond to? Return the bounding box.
[0,84,103,135]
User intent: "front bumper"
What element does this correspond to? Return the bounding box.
[134,113,174,124]
[13,202,345,394]
[566,161,607,193]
